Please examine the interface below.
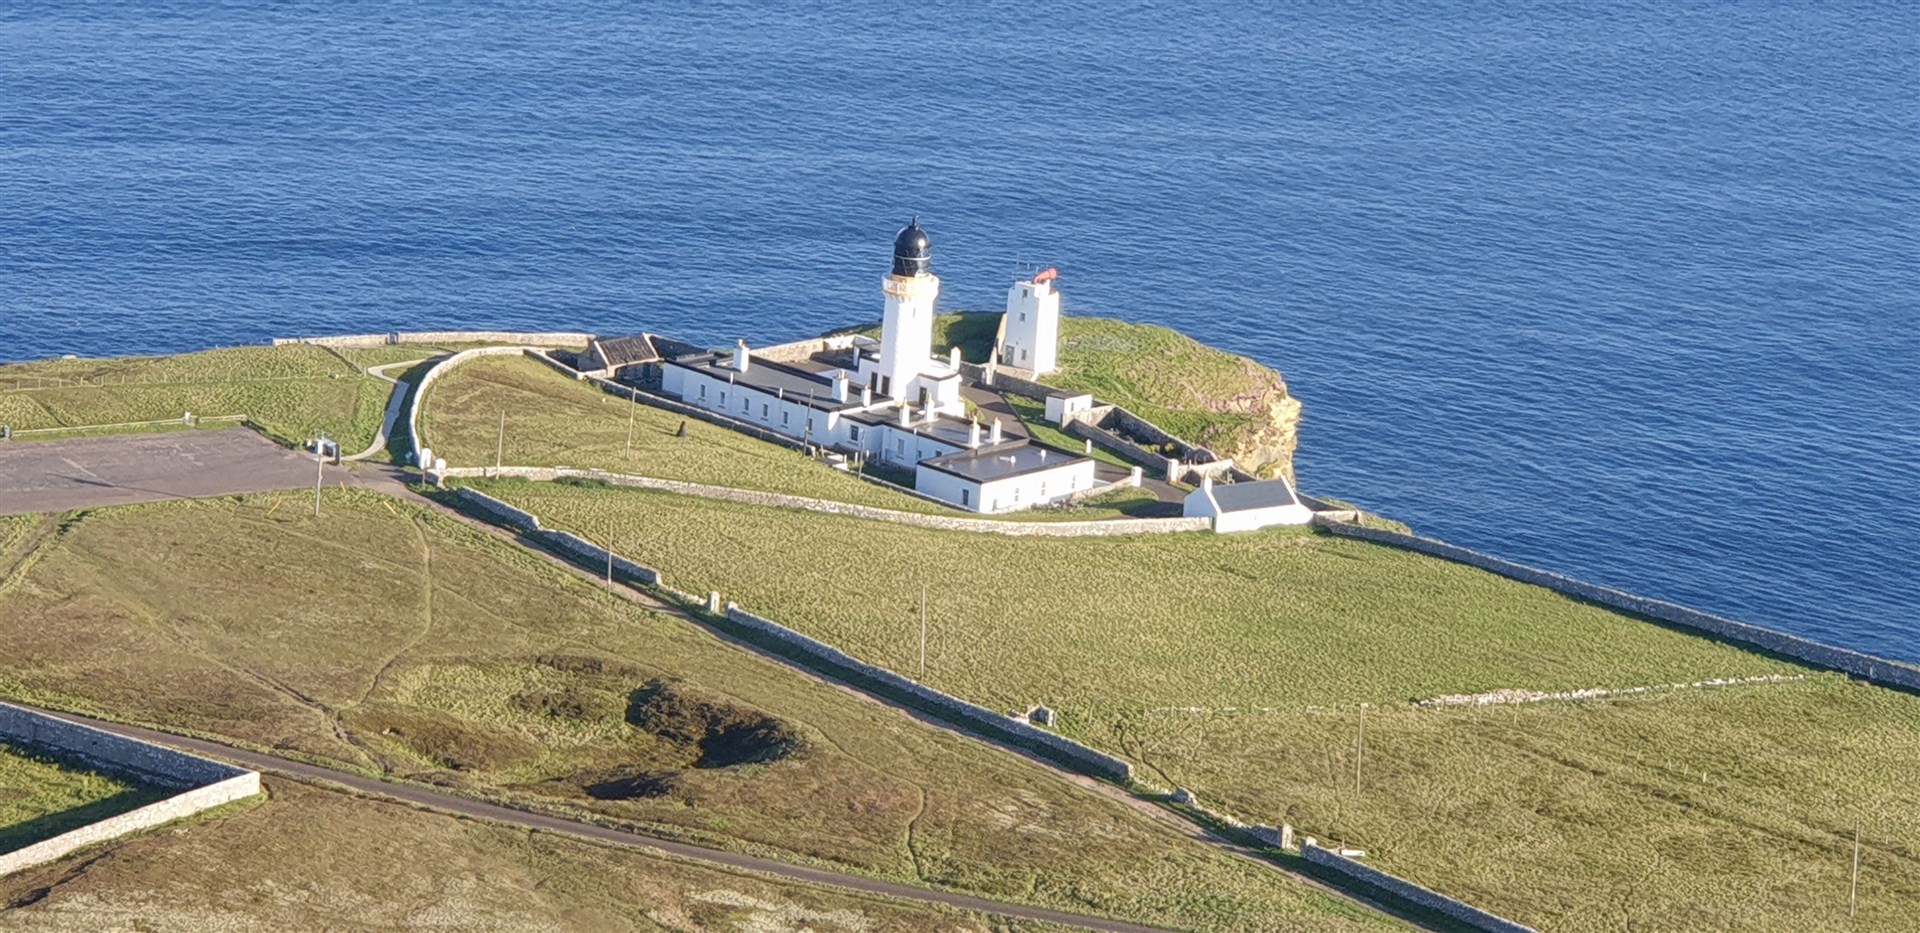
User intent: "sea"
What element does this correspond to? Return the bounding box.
[3,1,1915,664]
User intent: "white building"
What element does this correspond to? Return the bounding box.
[650,220,1098,514]
[1183,475,1314,532]
[998,268,1062,375]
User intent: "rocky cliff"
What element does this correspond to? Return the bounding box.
[896,313,1302,483]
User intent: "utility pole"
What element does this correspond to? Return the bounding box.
[312,434,326,517]
[1354,707,1366,798]
[495,411,505,473]
[626,393,636,458]
[1851,821,1862,919]
[919,585,928,677]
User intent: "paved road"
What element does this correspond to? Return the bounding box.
[0,428,367,516]
[26,705,1173,933]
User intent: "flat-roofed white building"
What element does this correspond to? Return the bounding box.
[647,220,1098,514]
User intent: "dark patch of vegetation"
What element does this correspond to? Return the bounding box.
[351,705,540,772]
[509,685,606,721]
[581,767,683,800]
[626,679,803,769]
[534,652,646,680]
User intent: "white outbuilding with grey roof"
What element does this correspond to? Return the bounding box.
[1183,475,1313,532]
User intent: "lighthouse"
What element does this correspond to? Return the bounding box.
[875,218,940,400]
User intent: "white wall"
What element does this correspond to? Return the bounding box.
[878,272,940,398]
[1002,278,1061,374]
[973,459,1098,513]
[1184,487,1313,532]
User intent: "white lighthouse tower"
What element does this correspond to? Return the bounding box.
[875,218,940,400]
[999,267,1062,375]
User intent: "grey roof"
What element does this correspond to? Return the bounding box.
[592,334,660,367]
[919,440,1092,484]
[665,352,861,412]
[1208,478,1300,512]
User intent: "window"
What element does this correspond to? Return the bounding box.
[1019,312,1027,322]
[1040,481,1047,497]
[719,391,726,406]
[961,489,970,507]
[761,403,769,419]
[1020,349,1028,361]
[698,384,707,399]
[849,426,861,442]
[896,438,906,456]
[782,411,790,426]
[742,397,750,413]
[1013,486,1021,503]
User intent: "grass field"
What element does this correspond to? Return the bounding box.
[0,743,167,855]
[483,480,1920,932]
[0,777,1026,932]
[881,313,1296,469]
[0,491,1386,932]
[421,353,1181,522]
[0,345,390,451]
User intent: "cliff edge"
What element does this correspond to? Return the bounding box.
[900,313,1302,483]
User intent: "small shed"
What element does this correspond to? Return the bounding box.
[1183,475,1313,533]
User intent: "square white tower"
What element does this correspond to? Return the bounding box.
[1000,269,1061,375]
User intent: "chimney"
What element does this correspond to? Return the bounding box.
[989,418,1003,445]
[861,385,873,406]
[898,405,912,427]
[732,339,750,372]
[968,418,982,448]
[949,346,962,369]
[1201,474,1214,495]
[924,404,937,425]
[831,371,849,402]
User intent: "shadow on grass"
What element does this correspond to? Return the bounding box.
[0,785,173,854]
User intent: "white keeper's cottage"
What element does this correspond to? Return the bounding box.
[648,221,1098,514]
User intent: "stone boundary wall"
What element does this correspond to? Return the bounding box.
[538,529,662,587]
[0,703,261,877]
[404,345,540,466]
[1318,520,1920,694]
[272,330,594,349]
[436,489,1134,782]
[721,605,1134,782]
[963,362,1243,479]
[396,331,594,346]
[1302,843,1536,933]
[453,486,542,532]
[449,468,1208,537]
[748,333,861,363]
[270,333,393,348]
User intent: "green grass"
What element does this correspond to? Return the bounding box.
[0,777,1023,933]
[881,312,1301,478]
[421,353,1186,522]
[0,743,168,854]
[1001,394,1136,469]
[0,345,391,450]
[0,490,1387,932]
[481,480,1920,932]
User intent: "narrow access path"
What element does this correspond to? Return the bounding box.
[25,704,1175,933]
[344,358,432,462]
[396,483,1429,931]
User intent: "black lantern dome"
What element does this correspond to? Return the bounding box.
[891,218,932,277]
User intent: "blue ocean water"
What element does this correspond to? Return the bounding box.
[3,1,1915,663]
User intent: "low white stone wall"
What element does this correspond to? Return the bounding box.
[440,489,1133,782]
[1317,520,1920,694]
[272,330,593,349]
[1302,843,1536,933]
[451,468,1208,537]
[723,605,1134,782]
[270,333,392,348]
[394,330,594,346]
[0,703,261,878]
[405,345,539,466]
